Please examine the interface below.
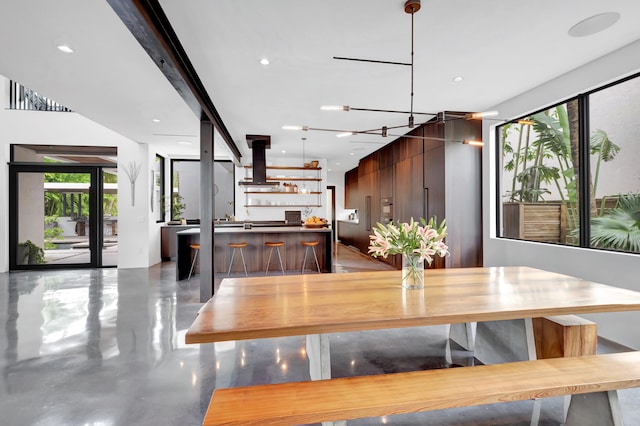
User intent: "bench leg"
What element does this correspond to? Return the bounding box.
[306,334,331,381]
[565,390,623,426]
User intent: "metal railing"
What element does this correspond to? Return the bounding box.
[8,80,72,112]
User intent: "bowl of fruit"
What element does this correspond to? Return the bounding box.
[303,216,328,228]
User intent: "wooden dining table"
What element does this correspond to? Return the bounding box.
[186,266,640,341]
[187,266,640,376]
[187,266,640,425]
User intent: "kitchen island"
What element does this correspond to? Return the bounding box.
[176,225,333,280]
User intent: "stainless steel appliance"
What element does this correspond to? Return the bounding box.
[381,198,393,224]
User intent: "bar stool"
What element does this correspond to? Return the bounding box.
[265,241,285,275]
[228,242,249,276]
[301,241,321,273]
[187,243,200,280]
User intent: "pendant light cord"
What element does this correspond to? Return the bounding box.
[409,8,415,127]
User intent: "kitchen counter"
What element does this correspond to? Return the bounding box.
[176,226,333,280]
[338,219,359,224]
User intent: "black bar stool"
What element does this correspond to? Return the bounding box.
[228,242,249,276]
[187,243,200,280]
[301,241,321,273]
[265,241,285,275]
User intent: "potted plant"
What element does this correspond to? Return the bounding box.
[18,240,46,264]
[368,217,448,289]
[161,193,187,222]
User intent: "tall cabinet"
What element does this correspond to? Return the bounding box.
[340,113,482,269]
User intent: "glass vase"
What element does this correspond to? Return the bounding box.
[402,253,424,289]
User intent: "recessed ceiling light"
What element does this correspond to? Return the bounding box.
[281,150,286,154]
[260,58,270,65]
[152,118,160,123]
[57,44,74,53]
[177,141,192,145]
[335,162,341,166]
[349,152,354,155]
[452,76,464,83]
[569,12,620,37]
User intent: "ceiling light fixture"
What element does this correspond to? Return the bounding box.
[452,76,464,83]
[325,0,425,130]
[465,110,499,120]
[282,125,308,131]
[336,132,355,138]
[284,1,500,141]
[260,58,270,65]
[56,44,74,53]
[152,118,161,123]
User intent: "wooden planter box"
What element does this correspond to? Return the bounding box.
[503,202,566,243]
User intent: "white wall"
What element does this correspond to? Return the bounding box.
[0,79,8,272]
[234,157,328,222]
[483,39,640,349]
[328,170,349,220]
[0,77,159,271]
[15,146,45,250]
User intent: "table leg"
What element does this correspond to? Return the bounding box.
[306,333,331,380]
[473,318,536,364]
[565,391,623,426]
[449,322,475,351]
[473,319,540,426]
[306,334,344,426]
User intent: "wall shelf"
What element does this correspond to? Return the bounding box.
[242,177,321,182]
[244,191,322,195]
[244,204,322,208]
[243,164,324,210]
[244,165,322,171]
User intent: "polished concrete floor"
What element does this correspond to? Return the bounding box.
[1,244,639,426]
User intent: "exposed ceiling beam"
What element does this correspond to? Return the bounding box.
[106,0,242,162]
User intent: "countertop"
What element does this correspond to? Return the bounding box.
[177,226,331,236]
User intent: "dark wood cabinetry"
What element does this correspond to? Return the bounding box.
[338,113,483,269]
[344,167,359,209]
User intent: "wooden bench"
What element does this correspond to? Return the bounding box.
[203,351,640,425]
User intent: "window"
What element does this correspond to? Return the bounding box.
[497,72,640,255]
[499,100,580,246]
[588,77,640,253]
[154,154,165,222]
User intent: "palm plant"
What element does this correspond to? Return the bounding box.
[502,104,619,236]
[590,193,640,252]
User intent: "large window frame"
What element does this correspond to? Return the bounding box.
[496,71,640,256]
[154,154,165,223]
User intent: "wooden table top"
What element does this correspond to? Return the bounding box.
[186,266,640,344]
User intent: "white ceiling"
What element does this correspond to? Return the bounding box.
[1,1,640,172]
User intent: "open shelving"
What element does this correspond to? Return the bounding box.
[242,165,323,208]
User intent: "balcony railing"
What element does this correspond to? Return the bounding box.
[9,80,72,112]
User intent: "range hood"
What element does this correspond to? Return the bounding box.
[239,135,279,187]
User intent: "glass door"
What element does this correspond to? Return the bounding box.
[102,168,118,267]
[9,164,108,269]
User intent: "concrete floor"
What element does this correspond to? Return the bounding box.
[1,244,639,426]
